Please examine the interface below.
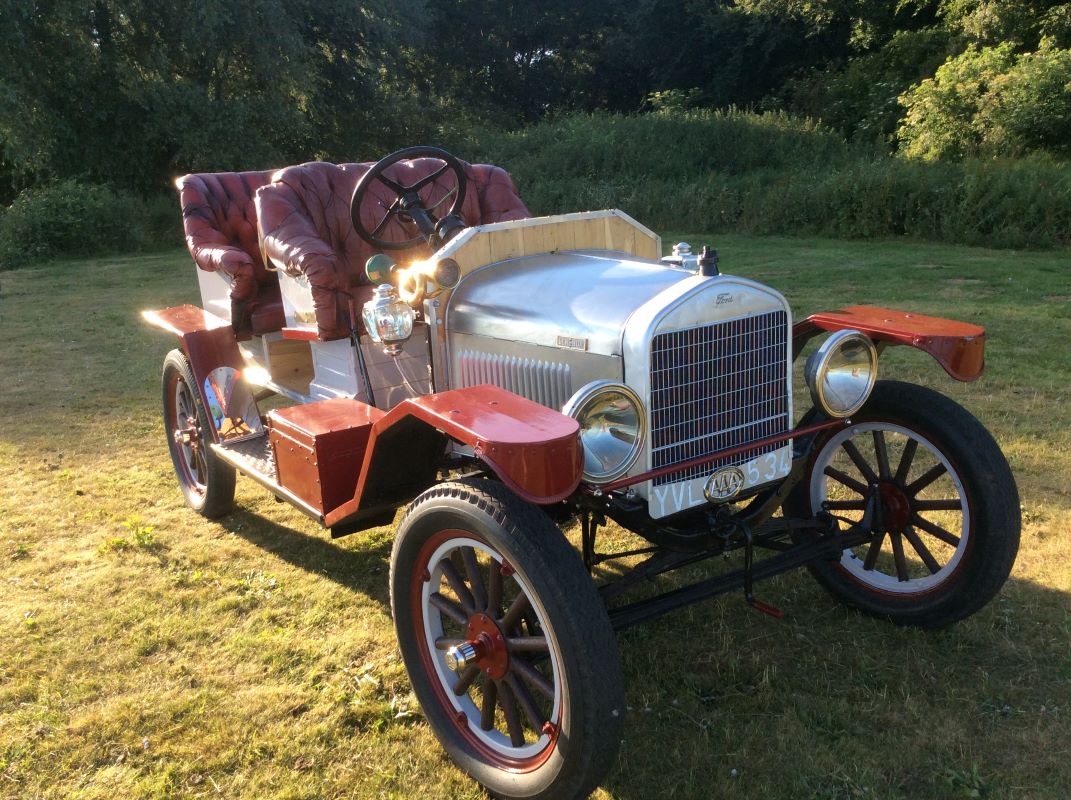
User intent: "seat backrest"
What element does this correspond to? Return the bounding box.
[255,158,529,339]
[467,163,531,223]
[177,170,276,289]
[258,158,529,288]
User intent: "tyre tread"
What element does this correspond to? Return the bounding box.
[790,380,1020,629]
[391,478,624,800]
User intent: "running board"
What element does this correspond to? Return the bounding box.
[211,433,324,524]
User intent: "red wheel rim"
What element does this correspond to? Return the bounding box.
[810,422,974,597]
[410,529,562,772]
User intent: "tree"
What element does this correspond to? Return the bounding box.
[0,0,419,195]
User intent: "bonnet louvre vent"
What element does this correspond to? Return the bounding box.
[457,351,572,411]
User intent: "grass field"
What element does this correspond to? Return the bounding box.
[1,236,1069,799]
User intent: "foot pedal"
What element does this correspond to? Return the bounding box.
[740,522,784,619]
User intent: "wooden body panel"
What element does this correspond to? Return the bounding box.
[267,398,384,516]
[434,209,661,285]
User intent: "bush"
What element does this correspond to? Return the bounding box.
[449,109,1071,249]
[899,43,1071,161]
[0,181,181,269]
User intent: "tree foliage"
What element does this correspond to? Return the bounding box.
[1,0,1069,205]
[0,0,420,194]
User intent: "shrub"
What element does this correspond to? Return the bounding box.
[0,181,180,269]
[898,44,1018,161]
[899,43,1071,161]
[451,109,1071,249]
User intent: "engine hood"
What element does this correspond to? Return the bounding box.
[445,251,693,356]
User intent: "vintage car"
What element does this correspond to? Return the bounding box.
[143,146,1020,799]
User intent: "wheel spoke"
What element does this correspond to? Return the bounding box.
[906,463,947,495]
[426,184,458,214]
[862,531,886,571]
[461,547,488,612]
[841,439,879,485]
[894,438,918,484]
[890,532,909,581]
[452,664,480,696]
[823,499,867,511]
[193,448,208,485]
[429,592,468,626]
[512,657,554,700]
[497,680,526,746]
[434,636,464,651]
[480,679,498,731]
[487,561,503,615]
[902,526,941,574]
[439,560,476,614]
[824,466,868,495]
[872,431,891,479]
[912,514,961,547]
[507,636,549,653]
[506,673,546,732]
[500,593,529,633]
[369,202,400,238]
[914,498,962,511]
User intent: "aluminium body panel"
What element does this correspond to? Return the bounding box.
[445,251,691,358]
[441,248,795,520]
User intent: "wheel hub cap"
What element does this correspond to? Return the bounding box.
[877,481,912,532]
[449,612,509,680]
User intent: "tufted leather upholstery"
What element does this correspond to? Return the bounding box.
[177,170,286,335]
[256,159,529,340]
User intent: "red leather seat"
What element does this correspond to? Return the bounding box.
[177,170,287,336]
[255,159,529,340]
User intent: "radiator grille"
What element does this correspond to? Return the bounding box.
[457,351,572,411]
[650,310,789,487]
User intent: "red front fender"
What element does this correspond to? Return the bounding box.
[325,385,583,527]
[793,305,986,381]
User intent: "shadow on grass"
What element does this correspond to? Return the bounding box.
[597,569,1071,800]
[220,508,393,609]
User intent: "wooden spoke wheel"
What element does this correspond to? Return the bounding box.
[161,350,234,518]
[391,479,623,800]
[790,381,1020,627]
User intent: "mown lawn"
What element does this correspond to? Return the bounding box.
[1,237,1068,799]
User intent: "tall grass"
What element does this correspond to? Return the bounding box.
[449,110,1071,250]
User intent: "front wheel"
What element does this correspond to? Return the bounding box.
[390,479,624,800]
[788,380,1020,628]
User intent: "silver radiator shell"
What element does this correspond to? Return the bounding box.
[622,275,793,518]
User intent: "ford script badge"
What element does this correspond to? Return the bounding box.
[704,466,745,502]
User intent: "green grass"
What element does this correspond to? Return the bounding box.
[1,239,1069,799]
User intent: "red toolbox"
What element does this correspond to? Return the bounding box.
[267,398,384,516]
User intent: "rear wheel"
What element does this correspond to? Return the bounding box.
[162,349,235,518]
[789,380,1020,627]
[390,479,624,800]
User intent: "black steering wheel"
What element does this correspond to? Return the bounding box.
[350,146,468,251]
